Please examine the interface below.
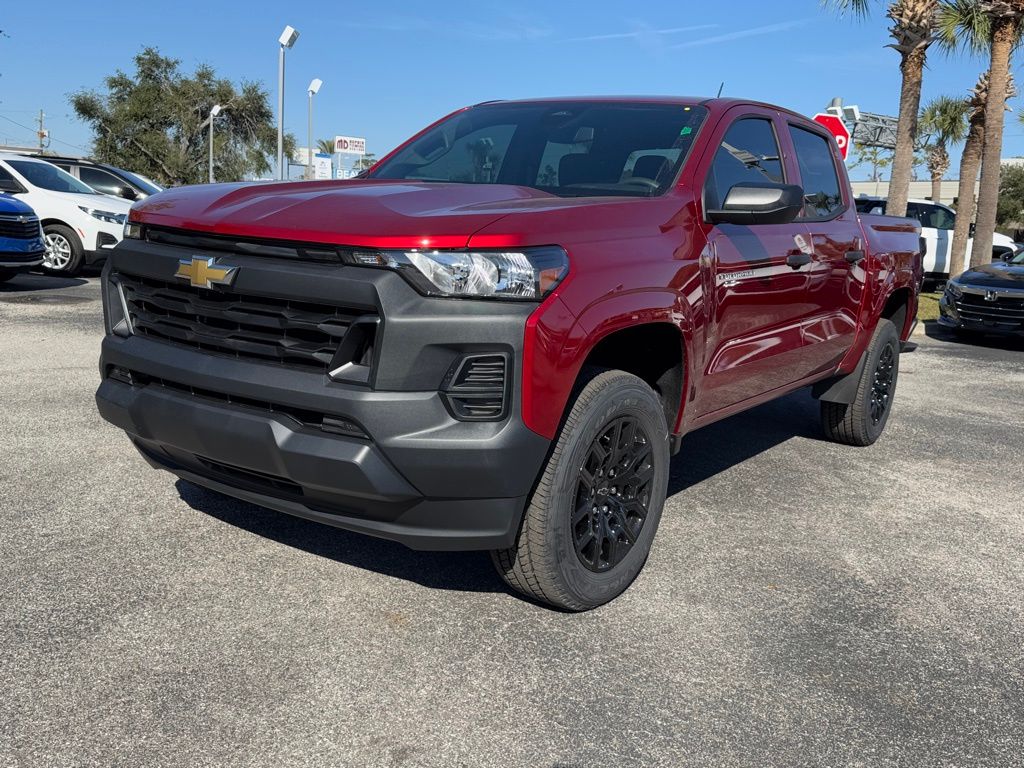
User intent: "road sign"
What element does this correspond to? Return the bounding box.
[812,113,851,161]
[334,136,366,155]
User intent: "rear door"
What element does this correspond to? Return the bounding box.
[695,109,815,416]
[784,122,865,375]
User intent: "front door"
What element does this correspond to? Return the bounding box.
[696,113,816,417]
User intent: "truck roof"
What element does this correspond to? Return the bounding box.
[476,96,819,125]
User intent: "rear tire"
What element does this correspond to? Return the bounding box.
[491,369,670,611]
[821,319,900,447]
[41,224,84,276]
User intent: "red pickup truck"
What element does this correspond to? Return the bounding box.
[96,97,921,610]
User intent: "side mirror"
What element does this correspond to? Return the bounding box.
[116,186,138,201]
[0,178,25,194]
[707,182,805,226]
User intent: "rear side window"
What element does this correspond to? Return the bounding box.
[80,167,125,196]
[788,125,843,218]
[705,118,784,210]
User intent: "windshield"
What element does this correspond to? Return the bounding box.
[117,168,163,195]
[7,160,98,194]
[369,101,709,198]
[1011,247,1024,265]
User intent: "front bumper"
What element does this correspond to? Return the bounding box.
[0,250,45,270]
[939,289,1024,336]
[96,239,551,550]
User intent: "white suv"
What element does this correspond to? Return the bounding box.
[855,196,1016,286]
[0,153,132,276]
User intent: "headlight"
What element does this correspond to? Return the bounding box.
[78,206,127,225]
[945,280,963,300]
[350,246,569,300]
[123,221,143,240]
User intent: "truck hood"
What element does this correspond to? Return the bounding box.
[130,179,580,249]
[957,261,1024,289]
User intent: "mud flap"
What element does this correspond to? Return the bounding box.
[811,348,869,405]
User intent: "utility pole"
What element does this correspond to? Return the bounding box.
[36,109,49,151]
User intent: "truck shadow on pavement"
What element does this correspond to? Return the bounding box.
[175,480,507,594]
[175,390,823,597]
[667,389,823,496]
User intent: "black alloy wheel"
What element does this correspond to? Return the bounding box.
[869,342,896,425]
[572,416,654,572]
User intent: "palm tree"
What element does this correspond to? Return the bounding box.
[970,1,1024,266]
[826,0,940,217]
[943,72,1015,277]
[919,95,970,202]
[316,138,335,156]
[938,0,1024,269]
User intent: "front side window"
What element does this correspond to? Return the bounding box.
[788,125,843,218]
[370,101,708,198]
[705,118,784,210]
[7,160,98,195]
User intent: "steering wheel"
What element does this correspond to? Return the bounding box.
[623,177,660,190]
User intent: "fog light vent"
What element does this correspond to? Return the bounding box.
[441,353,509,422]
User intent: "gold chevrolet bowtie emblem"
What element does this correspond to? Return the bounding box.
[174,256,238,289]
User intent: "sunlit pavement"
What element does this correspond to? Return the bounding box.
[2,272,1022,767]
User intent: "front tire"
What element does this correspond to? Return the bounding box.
[491,369,670,611]
[41,224,84,276]
[0,268,17,283]
[821,319,900,446]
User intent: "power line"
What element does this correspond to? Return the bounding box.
[0,112,90,153]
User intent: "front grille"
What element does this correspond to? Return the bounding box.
[955,291,1024,328]
[117,273,372,373]
[0,215,40,239]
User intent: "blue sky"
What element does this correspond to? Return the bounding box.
[1,0,1019,180]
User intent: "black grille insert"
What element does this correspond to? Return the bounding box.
[0,215,40,239]
[117,273,373,373]
[955,292,1024,328]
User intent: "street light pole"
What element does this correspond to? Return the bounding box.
[307,78,322,180]
[276,25,299,181]
[208,104,222,184]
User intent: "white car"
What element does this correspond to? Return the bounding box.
[0,153,132,276]
[854,196,1016,286]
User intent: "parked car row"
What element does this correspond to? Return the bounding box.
[854,195,1018,288]
[0,152,161,276]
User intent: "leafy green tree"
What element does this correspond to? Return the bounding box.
[825,0,940,217]
[70,47,294,186]
[919,95,969,202]
[996,162,1024,226]
[848,141,894,181]
[354,153,377,171]
[316,138,336,156]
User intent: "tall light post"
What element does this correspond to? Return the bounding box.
[276,25,299,181]
[306,78,322,180]
[208,104,222,184]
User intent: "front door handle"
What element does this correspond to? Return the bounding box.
[786,252,812,269]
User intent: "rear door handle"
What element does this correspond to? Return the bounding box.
[845,250,866,264]
[786,253,812,269]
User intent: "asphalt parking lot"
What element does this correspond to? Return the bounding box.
[2,272,1023,767]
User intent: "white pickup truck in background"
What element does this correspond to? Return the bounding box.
[855,196,1019,288]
